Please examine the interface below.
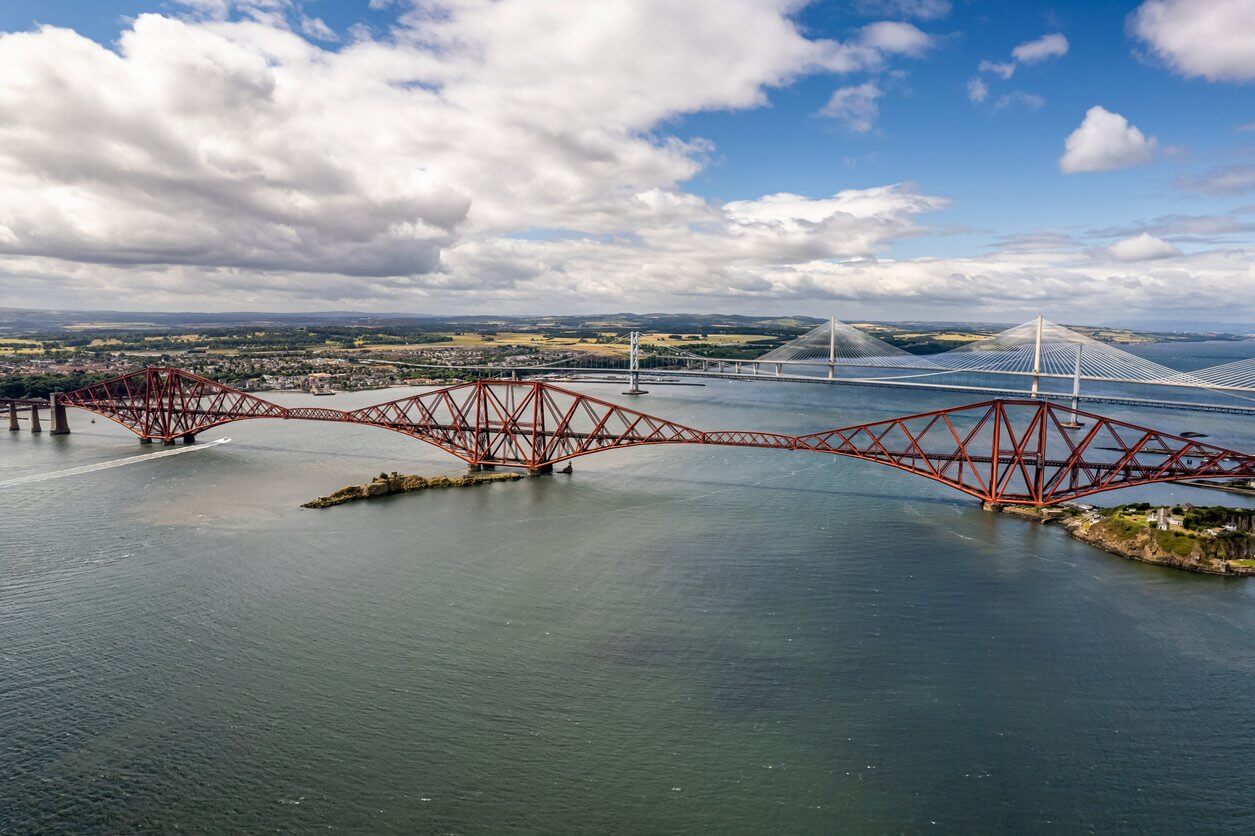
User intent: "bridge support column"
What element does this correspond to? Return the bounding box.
[1030,313,1043,399]
[28,406,41,433]
[162,438,176,446]
[528,463,553,476]
[8,402,17,431]
[774,363,782,377]
[49,393,70,435]
[623,330,647,395]
[1060,343,1084,429]
[182,433,196,444]
[139,437,153,444]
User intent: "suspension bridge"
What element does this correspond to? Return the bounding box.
[6,367,1252,507]
[365,316,1255,415]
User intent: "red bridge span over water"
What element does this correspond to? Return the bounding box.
[17,367,1254,507]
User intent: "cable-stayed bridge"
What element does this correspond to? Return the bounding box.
[360,317,1255,415]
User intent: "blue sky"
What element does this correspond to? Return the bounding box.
[681,1,1252,255]
[0,1,1251,324]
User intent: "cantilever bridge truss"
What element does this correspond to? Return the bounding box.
[59,367,1255,507]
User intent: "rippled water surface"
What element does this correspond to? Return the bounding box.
[2,370,1254,832]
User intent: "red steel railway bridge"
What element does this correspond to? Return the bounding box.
[6,367,1253,507]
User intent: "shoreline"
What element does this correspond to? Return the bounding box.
[987,503,1255,577]
[1174,479,1255,498]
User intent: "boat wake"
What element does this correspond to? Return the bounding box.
[0,437,231,488]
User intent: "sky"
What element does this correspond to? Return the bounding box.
[0,0,1251,325]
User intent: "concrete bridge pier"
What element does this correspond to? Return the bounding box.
[182,433,196,444]
[528,463,553,476]
[162,438,177,446]
[139,437,153,444]
[29,406,42,433]
[49,393,70,435]
[8,402,17,431]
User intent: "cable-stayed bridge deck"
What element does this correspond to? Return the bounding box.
[363,316,1255,414]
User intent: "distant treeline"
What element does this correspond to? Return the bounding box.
[0,372,113,399]
[879,335,966,355]
[21,326,458,353]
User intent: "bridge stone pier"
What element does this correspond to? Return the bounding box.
[2,399,63,433]
[49,393,71,435]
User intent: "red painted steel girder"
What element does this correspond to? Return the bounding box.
[60,368,1255,506]
[60,367,287,439]
[793,399,1255,505]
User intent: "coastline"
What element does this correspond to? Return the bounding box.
[987,503,1255,576]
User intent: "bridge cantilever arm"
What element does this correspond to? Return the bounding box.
[55,369,1255,505]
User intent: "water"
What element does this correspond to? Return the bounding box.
[1125,338,1255,372]
[2,377,1254,832]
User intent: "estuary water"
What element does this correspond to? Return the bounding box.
[2,368,1254,832]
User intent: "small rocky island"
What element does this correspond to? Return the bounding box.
[988,502,1255,576]
[303,470,524,508]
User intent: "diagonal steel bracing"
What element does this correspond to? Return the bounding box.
[61,368,1255,506]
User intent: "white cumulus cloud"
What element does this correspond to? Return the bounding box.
[1130,0,1255,82]
[298,15,337,42]
[820,83,882,132]
[0,3,958,311]
[967,77,988,103]
[1107,233,1180,261]
[0,3,1249,322]
[859,21,933,57]
[1011,33,1069,64]
[978,59,1016,79]
[973,33,1066,106]
[1060,106,1158,173]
